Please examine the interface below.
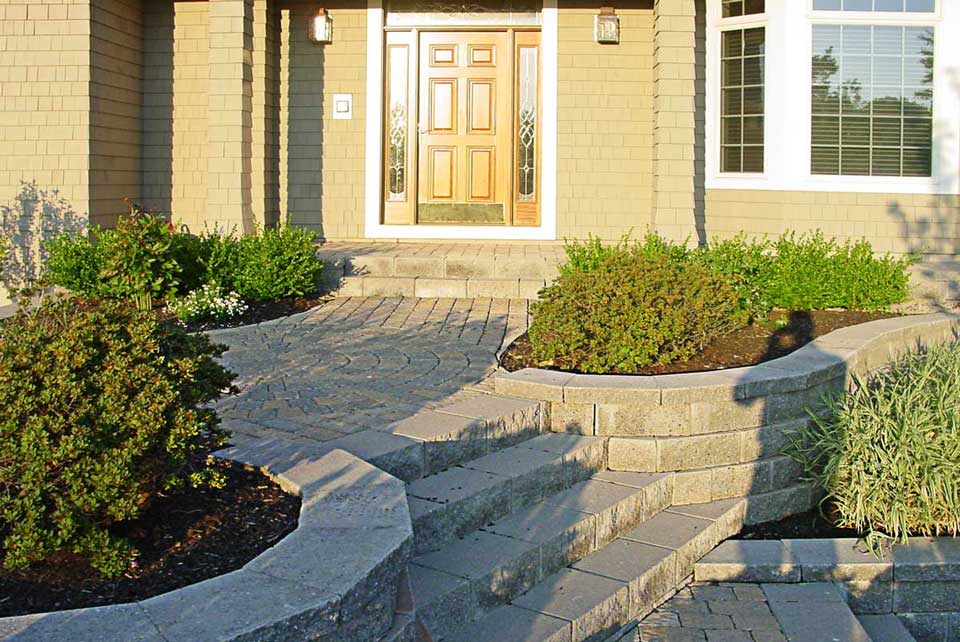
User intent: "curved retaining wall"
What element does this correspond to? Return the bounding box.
[0,443,413,642]
[495,313,960,523]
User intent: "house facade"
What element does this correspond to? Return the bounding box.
[0,0,958,262]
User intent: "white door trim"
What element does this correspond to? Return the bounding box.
[363,0,559,240]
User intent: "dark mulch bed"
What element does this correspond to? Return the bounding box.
[734,502,862,541]
[0,459,301,617]
[169,296,330,333]
[500,309,896,376]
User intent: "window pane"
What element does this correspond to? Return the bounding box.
[517,46,538,202]
[814,0,842,9]
[721,28,765,173]
[387,45,409,202]
[872,147,901,175]
[812,146,841,174]
[722,0,764,17]
[810,24,934,176]
[905,0,935,13]
[845,0,874,10]
[874,0,905,11]
[812,116,840,145]
[902,147,932,175]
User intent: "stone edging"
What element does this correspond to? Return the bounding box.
[493,313,960,523]
[494,313,960,406]
[0,443,413,642]
[696,537,960,641]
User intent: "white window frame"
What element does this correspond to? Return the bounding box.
[706,0,960,195]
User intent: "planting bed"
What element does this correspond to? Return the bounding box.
[0,459,301,617]
[166,295,329,332]
[501,309,895,375]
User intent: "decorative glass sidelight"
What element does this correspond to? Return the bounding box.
[517,46,538,202]
[388,46,409,201]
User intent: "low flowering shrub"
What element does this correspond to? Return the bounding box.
[787,340,960,550]
[529,253,748,374]
[0,300,235,576]
[167,284,249,323]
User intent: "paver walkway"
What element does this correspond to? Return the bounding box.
[208,297,530,445]
[637,583,788,642]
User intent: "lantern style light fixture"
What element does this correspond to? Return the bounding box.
[594,6,620,44]
[309,8,333,44]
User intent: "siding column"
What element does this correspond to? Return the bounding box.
[252,0,281,228]
[652,0,698,244]
[208,0,255,233]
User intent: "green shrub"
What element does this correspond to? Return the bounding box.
[559,231,689,278]
[787,340,960,550]
[529,253,748,374]
[0,300,235,576]
[43,229,115,298]
[228,225,322,301]
[692,235,775,318]
[766,232,913,311]
[99,209,182,310]
[44,218,324,306]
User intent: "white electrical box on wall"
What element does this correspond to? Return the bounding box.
[333,94,353,120]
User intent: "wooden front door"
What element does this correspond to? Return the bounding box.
[382,29,541,227]
[417,32,512,225]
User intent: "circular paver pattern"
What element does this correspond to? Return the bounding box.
[207,297,529,444]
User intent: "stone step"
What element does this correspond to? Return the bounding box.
[371,394,545,482]
[442,497,747,642]
[406,433,609,554]
[335,275,548,300]
[413,471,674,641]
[857,614,918,642]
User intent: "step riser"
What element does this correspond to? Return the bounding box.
[410,438,608,554]
[334,275,547,300]
[420,475,675,641]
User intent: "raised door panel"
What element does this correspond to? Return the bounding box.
[468,80,495,134]
[429,147,455,200]
[468,148,494,201]
[429,79,456,133]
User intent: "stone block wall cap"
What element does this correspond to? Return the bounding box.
[494,313,960,404]
[0,446,414,642]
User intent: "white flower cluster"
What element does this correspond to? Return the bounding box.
[168,284,249,323]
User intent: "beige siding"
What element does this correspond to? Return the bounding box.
[0,1,93,298]
[142,1,210,233]
[556,3,656,241]
[280,2,366,240]
[90,0,142,227]
[705,190,960,256]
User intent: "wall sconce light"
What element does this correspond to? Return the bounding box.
[595,6,620,45]
[309,8,333,44]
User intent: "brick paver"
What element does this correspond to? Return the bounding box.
[208,297,529,445]
[637,583,788,642]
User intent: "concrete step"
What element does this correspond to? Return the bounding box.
[335,275,548,299]
[442,497,746,642]
[406,433,609,554]
[858,614,918,642]
[412,470,674,641]
[373,395,545,482]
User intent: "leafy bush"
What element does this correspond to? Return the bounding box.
[788,340,960,550]
[99,210,182,310]
[766,232,913,311]
[227,225,323,301]
[556,230,913,315]
[43,217,324,307]
[529,253,748,374]
[0,300,235,576]
[42,230,114,298]
[168,284,249,323]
